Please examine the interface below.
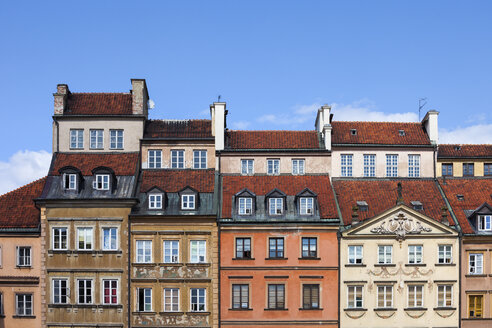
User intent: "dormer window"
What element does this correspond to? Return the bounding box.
[63,173,77,190]
[149,194,163,209]
[238,198,253,215]
[454,145,462,151]
[94,174,110,190]
[59,166,82,192]
[411,201,423,211]
[350,129,357,135]
[300,197,314,215]
[398,130,405,136]
[182,195,195,210]
[356,201,368,212]
[457,194,464,201]
[478,215,491,231]
[269,198,283,215]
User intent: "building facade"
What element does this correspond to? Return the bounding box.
[437,144,492,177]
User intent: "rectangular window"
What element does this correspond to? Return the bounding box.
[292,159,305,175]
[136,240,152,263]
[103,279,118,305]
[137,288,152,312]
[77,227,93,250]
[408,245,423,264]
[15,294,33,316]
[149,194,163,209]
[109,129,123,149]
[469,295,483,318]
[181,194,196,210]
[347,286,363,308]
[408,155,420,177]
[171,150,185,168]
[300,197,314,215]
[267,159,280,175]
[269,198,283,215]
[484,163,492,176]
[70,129,84,149]
[442,163,453,176]
[378,245,392,264]
[238,197,253,215]
[190,288,206,312]
[232,284,249,309]
[303,284,319,309]
[268,284,285,309]
[164,288,179,312]
[386,154,398,177]
[193,150,207,169]
[148,150,162,168]
[0,293,3,316]
[53,279,68,304]
[348,245,363,264]
[437,285,452,307]
[377,285,393,308]
[341,154,353,177]
[52,227,67,250]
[63,173,77,190]
[90,129,103,149]
[94,174,109,190]
[408,285,423,308]
[163,240,179,263]
[17,246,31,267]
[235,238,251,259]
[478,215,492,231]
[469,253,483,274]
[302,237,317,258]
[102,227,117,250]
[77,279,93,304]
[363,154,376,177]
[241,159,254,175]
[190,240,206,263]
[438,245,452,264]
[463,163,474,176]
[269,237,284,258]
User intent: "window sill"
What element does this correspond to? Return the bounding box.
[264,308,288,311]
[159,311,184,315]
[375,263,396,267]
[99,304,123,308]
[73,304,97,308]
[299,307,322,311]
[465,274,487,277]
[345,264,366,267]
[133,262,157,266]
[344,308,367,312]
[228,308,253,311]
[233,258,255,260]
[298,257,320,260]
[159,262,184,266]
[435,263,455,266]
[185,311,210,315]
[405,263,426,267]
[374,308,397,311]
[15,266,32,269]
[187,263,210,267]
[265,258,288,260]
[132,311,156,315]
[12,315,36,319]
[404,307,427,311]
[434,307,456,311]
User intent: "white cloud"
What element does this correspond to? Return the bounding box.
[230,121,252,129]
[0,150,52,195]
[439,124,492,144]
[330,100,418,122]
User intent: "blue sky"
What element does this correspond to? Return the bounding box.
[0,1,491,193]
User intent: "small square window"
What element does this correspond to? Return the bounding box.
[181,194,196,210]
[63,173,77,190]
[148,150,162,169]
[442,163,453,176]
[238,197,253,215]
[300,197,314,215]
[350,129,357,135]
[269,198,283,215]
[398,130,405,136]
[463,163,474,176]
[356,201,368,212]
[478,215,492,231]
[193,150,207,169]
[110,130,124,149]
[411,201,423,211]
[149,194,163,209]
[93,174,110,190]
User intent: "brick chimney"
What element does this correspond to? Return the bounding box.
[131,79,149,116]
[210,102,227,151]
[441,206,450,226]
[422,110,439,145]
[315,105,332,151]
[351,205,360,225]
[53,84,70,115]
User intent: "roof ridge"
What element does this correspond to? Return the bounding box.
[71,92,131,95]
[148,119,211,122]
[0,176,47,199]
[229,130,316,132]
[440,144,492,146]
[332,121,421,124]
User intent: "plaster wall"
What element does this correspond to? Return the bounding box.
[437,160,487,177]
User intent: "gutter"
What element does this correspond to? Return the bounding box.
[332,143,434,148]
[217,150,222,328]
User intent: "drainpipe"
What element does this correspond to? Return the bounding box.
[217,150,222,328]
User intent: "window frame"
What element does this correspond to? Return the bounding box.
[70,129,84,149]
[378,245,393,264]
[469,253,484,274]
[341,154,353,177]
[232,284,250,309]
[171,149,185,169]
[190,240,206,263]
[52,227,68,251]
[241,159,254,175]
[268,237,284,259]
[302,284,320,309]
[468,294,483,318]
[238,197,253,215]
[478,215,492,231]
[301,237,317,258]
[484,163,492,176]
[94,174,110,190]
[363,154,376,177]
[386,154,398,177]
[136,240,152,263]
[148,150,162,169]
[377,285,393,308]
[15,293,33,316]
[193,150,207,169]
[267,159,280,175]
[437,285,453,307]
[164,288,180,312]
[190,288,206,312]
[408,245,423,264]
[77,279,93,305]
[438,245,452,264]
[89,129,104,149]
[267,284,285,309]
[16,246,31,267]
[137,287,152,312]
[76,227,94,251]
[109,129,124,150]
[348,245,363,264]
[149,193,163,209]
[163,240,179,263]
[407,285,424,308]
[463,163,475,176]
[299,197,314,215]
[102,279,119,305]
[52,278,69,304]
[442,163,453,176]
[268,197,283,215]
[292,159,305,175]
[347,285,363,309]
[408,154,420,177]
[101,226,118,251]
[63,173,77,190]
[235,237,251,259]
[181,194,196,210]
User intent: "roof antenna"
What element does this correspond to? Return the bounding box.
[218,95,221,102]
[418,98,427,121]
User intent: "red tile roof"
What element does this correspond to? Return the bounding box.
[332,179,449,226]
[331,121,431,145]
[438,178,492,234]
[141,169,215,193]
[50,153,139,176]
[64,93,133,115]
[222,175,338,219]
[144,120,213,139]
[0,177,46,229]
[438,144,492,158]
[226,130,320,150]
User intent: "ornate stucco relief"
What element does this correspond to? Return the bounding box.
[370,213,432,241]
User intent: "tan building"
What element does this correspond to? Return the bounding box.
[437,144,492,177]
[0,177,46,328]
[334,179,460,328]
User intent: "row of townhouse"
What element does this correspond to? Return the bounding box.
[0,79,490,328]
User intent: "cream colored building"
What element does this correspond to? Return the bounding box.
[437,144,492,177]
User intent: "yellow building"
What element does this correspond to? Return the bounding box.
[437,144,492,177]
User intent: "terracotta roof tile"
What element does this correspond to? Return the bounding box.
[222,175,338,219]
[331,121,431,145]
[0,177,46,229]
[144,120,212,139]
[140,169,215,193]
[332,179,449,226]
[226,130,320,150]
[438,144,492,158]
[439,178,492,234]
[50,153,139,176]
[64,93,133,115]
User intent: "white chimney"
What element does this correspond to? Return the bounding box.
[422,110,439,145]
[315,105,332,150]
[131,79,149,117]
[53,84,69,115]
[210,102,227,151]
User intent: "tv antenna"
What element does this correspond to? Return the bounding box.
[218,95,221,102]
[418,98,427,121]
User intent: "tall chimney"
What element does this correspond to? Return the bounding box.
[131,79,149,117]
[351,205,360,225]
[210,102,227,151]
[422,110,439,145]
[441,206,450,226]
[315,105,332,150]
[54,84,69,115]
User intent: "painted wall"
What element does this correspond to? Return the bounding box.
[141,143,215,169]
[437,160,487,177]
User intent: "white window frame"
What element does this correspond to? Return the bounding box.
[478,215,492,231]
[348,245,363,264]
[94,174,110,190]
[190,288,206,312]
[136,240,152,263]
[386,154,398,177]
[163,240,179,263]
[77,279,93,305]
[292,159,305,175]
[378,245,392,264]
[190,240,206,263]
[238,197,253,215]
[101,227,118,251]
[109,129,124,150]
[89,129,104,149]
[300,197,314,215]
[407,285,424,308]
[193,150,207,169]
[437,285,453,307]
[102,279,119,305]
[77,227,94,250]
[171,149,185,168]
[52,278,69,304]
[16,246,31,267]
[164,288,180,312]
[148,150,162,169]
[149,193,163,209]
[438,245,452,264]
[347,285,363,308]
[269,198,283,215]
[52,227,68,250]
[70,129,84,149]
[377,285,393,308]
[241,159,254,175]
[267,159,280,175]
[363,154,376,177]
[137,288,152,312]
[63,173,77,190]
[181,194,196,210]
[408,245,423,264]
[408,154,420,177]
[15,293,33,316]
[341,154,353,177]
[469,253,483,274]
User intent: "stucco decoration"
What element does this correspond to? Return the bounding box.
[133,265,209,279]
[374,310,395,319]
[367,262,434,293]
[370,213,432,241]
[133,313,208,326]
[344,311,366,319]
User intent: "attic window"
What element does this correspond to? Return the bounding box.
[411,201,423,210]
[149,194,163,209]
[356,201,368,212]
[63,173,77,190]
[350,129,357,136]
[457,194,464,201]
[398,130,405,136]
[93,174,110,190]
[454,146,462,151]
